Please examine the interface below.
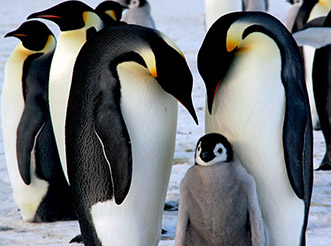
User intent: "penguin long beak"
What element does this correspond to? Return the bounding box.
[27,12,61,20]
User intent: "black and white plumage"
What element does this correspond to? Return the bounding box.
[95,0,126,26]
[121,0,156,28]
[27,1,106,183]
[204,0,268,30]
[176,133,269,246]
[65,24,197,245]
[198,12,313,246]
[1,21,75,222]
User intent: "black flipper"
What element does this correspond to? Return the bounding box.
[16,95,47,185]
[93,74,132,205]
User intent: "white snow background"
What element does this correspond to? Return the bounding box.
[0,0,330,245]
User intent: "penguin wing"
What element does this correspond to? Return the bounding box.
[94,89,132,205]
[16,95,47,185]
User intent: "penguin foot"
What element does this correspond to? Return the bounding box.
[70,234,83,244]
[164,201,179,211]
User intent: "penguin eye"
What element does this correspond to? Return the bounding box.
[217,148,223,154]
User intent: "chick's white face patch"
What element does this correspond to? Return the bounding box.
[195,142,228,166]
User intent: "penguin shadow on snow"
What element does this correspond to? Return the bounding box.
[175,133,269,246]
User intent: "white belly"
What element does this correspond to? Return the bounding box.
[205,50,305,246]
[1,45,48,221]
[48,32,86,182]
[91,62,178,246]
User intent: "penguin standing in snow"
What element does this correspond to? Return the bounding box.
[291,0,331,130]
[1,21,75,222]
[65,24,197,246]
[198,12,313,246]
[27,1,123,182]
[204,0,268,30]
[175,133,269,246]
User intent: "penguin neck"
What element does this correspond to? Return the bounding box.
[309,1,331,21]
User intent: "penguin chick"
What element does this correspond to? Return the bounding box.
[2,21,76,222]
[176,133,269,246]
[121,0,156,28]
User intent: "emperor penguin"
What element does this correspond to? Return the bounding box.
[65,24,198,245]
[1,21,76,222]
[293,11,331,170]
[204,0,268,30]
[121,0,156,28]
[95,1,126,26]
[291,0,331,130]
[198,12,313,246]
[285,0,303,31]
[27,1,108,183]
[175,133,269,246]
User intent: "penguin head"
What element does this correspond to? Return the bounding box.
[198,12,299,114]
[5,20,55,52]
[126,0,147,8]
[27,1,101,32]
[95,1,126,25]
[195,133,233,166]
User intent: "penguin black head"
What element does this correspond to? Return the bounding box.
[95,1,127,25]
[27,1,97,32]
[198,12,303,114]
[126,0,147,8]
[4,20,54,51]
[195,133,233,166]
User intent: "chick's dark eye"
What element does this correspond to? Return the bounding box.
[217,148,223,154]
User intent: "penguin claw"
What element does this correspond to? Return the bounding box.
[69,234,83,244]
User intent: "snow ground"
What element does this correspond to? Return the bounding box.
[0,0,330,245]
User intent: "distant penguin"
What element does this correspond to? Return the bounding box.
[27,1,107,182]
[198,12,313,246]
[285,0,303,31]
[312,12,331,170]
[65,24,198,245]
[95,0,126,26]
[121,0,156,28]
[1,21,76,222]
[205,0,268,30]
[291,0,331,130]
[175,133,269,246]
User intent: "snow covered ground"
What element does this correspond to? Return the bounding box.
[0,0,330,245]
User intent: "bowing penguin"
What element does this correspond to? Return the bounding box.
[204,0,268,30]
[198,12,313,246]
[176,133,269,246]
[1,21,75,222]
[27,1,123,183]
[65,24,197,245]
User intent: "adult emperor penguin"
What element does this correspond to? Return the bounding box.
[291,0,331,130]
[27,1,106,182]
[198,12,313,246]
[175,133,269,246]
[1,21,76,222]
[65,24,198,246]
[95,1,126,26]
[121,0,156,28]
[204,0,268,30]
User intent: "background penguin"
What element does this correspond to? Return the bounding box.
[65,24,197,245]
[27,1,111,183]
[175,133,269,246]
[285,0,303,31]
[1,21,76,222]
[198,12,313,246]
[204,0,268,30]
[119,0,156,28]
[291,0,331,130]
[95,0,126,26]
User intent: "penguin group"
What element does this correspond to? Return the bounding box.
[2,0,331,245]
